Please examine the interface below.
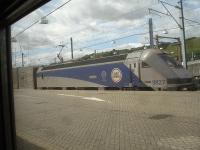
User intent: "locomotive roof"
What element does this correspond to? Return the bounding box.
[41,53,128,71]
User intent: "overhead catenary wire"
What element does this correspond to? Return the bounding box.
[72,23,149,47]
[158,0,180,9]
[12,0,200,65]
[74,23,200,51]
[39,7,155,43]
[17,23,200,63]
[13,1,159,40]
[184,18,200,25]
[76,32,150,50]
[13,0,198,41]
[76,30,163,50]
[18,23,200,66]
[13,22,149,56]
[149,1,200,28]
[13,0,73,38]
[14,23,200,62]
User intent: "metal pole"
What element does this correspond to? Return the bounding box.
[14,48,16,67]
[22,52,24,67]
[94,50,96,58]
[191,52,194,61]
[149,18,154,48]
[179,0,187,68]
[70,37,74,59]
[177,38,182,62]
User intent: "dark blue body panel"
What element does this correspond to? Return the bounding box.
[37,62,144,87]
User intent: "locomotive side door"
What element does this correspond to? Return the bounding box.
[125,58,141,87]
[131,61,141,86]
[132,62,141,80]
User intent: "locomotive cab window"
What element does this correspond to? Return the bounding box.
[159,54,182,68]
[142,62,150,68]
[134,63,136,68]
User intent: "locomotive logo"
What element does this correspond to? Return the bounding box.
[111,68,122,83]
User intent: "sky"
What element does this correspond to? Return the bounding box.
[11,0,200,66]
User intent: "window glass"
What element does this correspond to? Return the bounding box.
[11,0,200,150]
[159,53,182,68]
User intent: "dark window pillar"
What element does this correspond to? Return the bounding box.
[0,27,16,150]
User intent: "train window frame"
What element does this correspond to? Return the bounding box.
[0,1,50,150]
[2,1,198,150]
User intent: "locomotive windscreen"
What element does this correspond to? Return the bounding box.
[158,53,182,68]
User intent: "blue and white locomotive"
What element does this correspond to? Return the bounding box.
[37,49,193,90]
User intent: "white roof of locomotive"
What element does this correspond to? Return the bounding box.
[126,49,162,61]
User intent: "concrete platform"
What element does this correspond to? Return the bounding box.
[14,90,200,150]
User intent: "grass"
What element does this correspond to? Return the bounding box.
[163,37,200,60]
